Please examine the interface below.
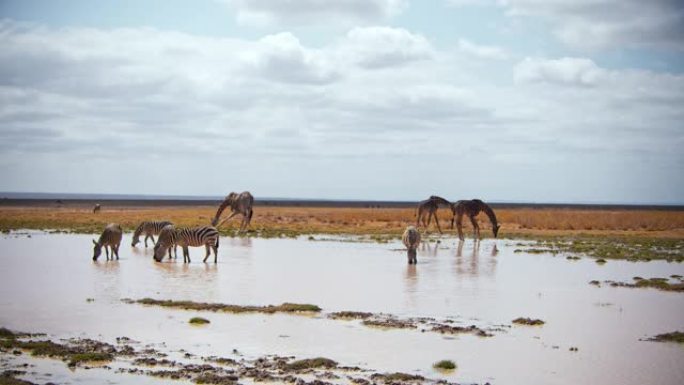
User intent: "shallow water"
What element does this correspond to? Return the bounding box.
[1,231,683,384]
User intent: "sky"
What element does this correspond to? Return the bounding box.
[0,0,682,204]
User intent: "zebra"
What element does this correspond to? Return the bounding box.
[132,221,173,248]
[153,225,219,263]
[93,204,101,213]
[149,224,179,260]
[212,191,254,232]
[93,223,123,261]
[402,226,421,264]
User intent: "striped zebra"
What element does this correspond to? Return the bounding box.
[93,223,123,261]
[153,225,219,263]
[132,221,173,248]
[402,226,421,264]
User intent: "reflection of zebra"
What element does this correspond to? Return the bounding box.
[93,204,101,213]
[402,226,421,264]
[132,221,173,247]
[153,225,219,263]
[93,223,122,261]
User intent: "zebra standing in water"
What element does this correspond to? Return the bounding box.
[402,226,421,264]
[153,225,219,263]
[132,221,173,248]
[92,223,123,261]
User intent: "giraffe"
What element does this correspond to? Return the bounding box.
[450,199,500,240]
[415,195,451,234]
[212,191,254,232]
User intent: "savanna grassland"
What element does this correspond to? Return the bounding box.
[1,204,682,239]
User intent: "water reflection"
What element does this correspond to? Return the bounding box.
[91,260,121,300]
[420,241,439,257]
[453,240,497,278]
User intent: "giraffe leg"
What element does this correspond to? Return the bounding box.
[457,215,465,241]
[433,212,443,234]
[469,215,479,239]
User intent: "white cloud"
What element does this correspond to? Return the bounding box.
[500,0,684,50]
[339,26,433,68]
[248,32,339,84]
[514,57,605,86]
[457,38,508,60]
[223,0,407,26]
[0,20,682,202]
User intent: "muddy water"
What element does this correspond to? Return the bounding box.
[1,231,683,384]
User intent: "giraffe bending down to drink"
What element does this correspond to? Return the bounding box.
[450,199,500,240]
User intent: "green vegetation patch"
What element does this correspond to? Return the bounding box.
[512,317,545,326]
[132,298,321,314]
[370,372,425,383]
[433,360,457,370]
[329,311,373,320]
[0,371,37,385]
[67,352,114,365]
[647,331,684,343]
[603,277,684,292]
[285,357,337,371]
[514,236,684,262]
[189,317,210,325]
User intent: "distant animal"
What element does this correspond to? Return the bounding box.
[450,199,500,240]
[131,221,173,248]
[416,195,451,233]
[93,204,101,213]
[402,226,421,264]
[92,223,123,261]
[153,225,219,263]
[212,191,254,232]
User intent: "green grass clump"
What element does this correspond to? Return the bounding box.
[189,317,210,325]
[68,352,113,366]
[433,360,456,370]
[512,317,545,326]
[285,357,337,370]
[371,372,425,382]
[648,331,684,343]
[132,298,321,314]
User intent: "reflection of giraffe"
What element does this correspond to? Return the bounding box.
[416,195,451,233]
[451,199,500,240]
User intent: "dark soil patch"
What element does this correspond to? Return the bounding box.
[512,317,545,326]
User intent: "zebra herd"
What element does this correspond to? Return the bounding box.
[91,192,498,265]
[91,191,253,262]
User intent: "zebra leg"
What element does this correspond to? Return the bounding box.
[203,244,210,263]
[183,246,190,263]
[212,242,218,263]
[114,244,120,260]
[457,215,465,241]
[144,235,149,248]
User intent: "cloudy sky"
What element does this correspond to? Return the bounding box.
[1,0,682,203]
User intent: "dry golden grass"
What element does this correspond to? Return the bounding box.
[0,205,683,239]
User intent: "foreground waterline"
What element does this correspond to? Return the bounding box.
[1,231,683,384]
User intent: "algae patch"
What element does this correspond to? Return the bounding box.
[433,360,456,370]
[646,331,684,343]
[512,317,545,326]
[189,317,210,325]
[129,298,322,314]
